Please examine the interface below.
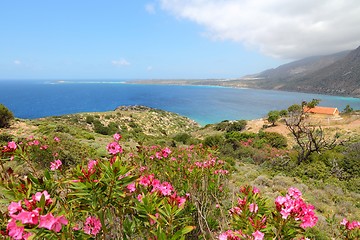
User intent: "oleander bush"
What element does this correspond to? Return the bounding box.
[1,133,359,239]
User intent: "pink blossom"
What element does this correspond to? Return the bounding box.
[50,159,62,170]
[87,160,98,173]
[113,133,122,141]
[7,219,26,240]
[51,216,68,232]
[252,187,260,194]
[14,208,40,225]
[249,203,258,213]
[288,187,302,199]
[106,142,123,155]
[40,145,48,150]
[39,213,68,232]
[137,194,143,202]
[8,201,23,216]
[275,188,318,228]
[139,174,154,187]
[83,216,102,236]
[8,141,17,150]
[340,218,349,226]
[33,140,40,146]
[155,151,162,159]
[161,147,172,158]
[126,183,136,193]
[252,230,264,240]
[53,136,60,142]
[152,181,173,196]
[33,191,52,204]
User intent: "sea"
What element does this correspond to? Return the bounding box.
[1,80,360,125]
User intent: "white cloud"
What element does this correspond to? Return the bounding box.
[160,0,360,59]
[13,60,21,65]
[145,3,156,14]
[147,66,153,71]
[112,59,130,67]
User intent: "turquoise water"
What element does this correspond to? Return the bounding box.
[1,80,359,125]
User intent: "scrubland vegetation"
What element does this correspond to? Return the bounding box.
[0,103,359,239]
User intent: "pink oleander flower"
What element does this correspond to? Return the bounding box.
[53,136,60,142]
[14,208,40,225]
[7,219,27,240]
[40,145,48,150]
[252,230,264,240]
[126,183,136,193]
[155,151,162,159]
[341,218,360,230]
[252,186,260,194]
[50,159,62,170]
[8,201,23,216]
[153,181,173,196]
[161,147,171,158]
[249,203,258,213]
[288,187,302,199]
[106,141,123,155]
[83,216,102,236]
[33,191,52,205]
[113,133,122,141]
[138,174,154,187]
[87,159,98,173]
[8,141,17,150]
[137,194,143,202]
[38,213,68,232]
[275,188,318,228]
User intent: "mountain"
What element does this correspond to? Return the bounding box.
[251,46,360,97]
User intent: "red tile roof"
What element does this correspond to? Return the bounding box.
[303,106,339,115]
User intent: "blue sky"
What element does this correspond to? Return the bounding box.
[1,1,359,80]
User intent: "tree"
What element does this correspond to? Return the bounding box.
[284,99,341,164]
[267,110,280,126]
[342,104,353,114]
[0,104,14,128]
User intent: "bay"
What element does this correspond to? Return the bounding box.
[1,80,360,125]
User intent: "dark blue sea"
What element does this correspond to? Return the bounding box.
[1,80,360,125]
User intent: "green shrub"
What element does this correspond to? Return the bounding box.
[0,133,13,143]
[214,120,246,132]
[0,103,14,128]
[85,115,95,124]
[259,131,287,148]
[173,133,191,144]
[203,134,224,147]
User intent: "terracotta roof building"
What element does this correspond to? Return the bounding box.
[303,106,340,116]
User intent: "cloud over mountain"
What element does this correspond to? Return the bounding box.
[160,0,360,59]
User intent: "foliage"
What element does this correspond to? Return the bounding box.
[342,104,354,114]
[267,110,280,126]
[283,99,342,164]
[0,104,14,128]
[214,120,247,132]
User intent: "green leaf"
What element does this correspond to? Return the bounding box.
[171,226,195,240]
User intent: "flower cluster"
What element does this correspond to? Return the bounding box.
[340,218,360,230]
[275,187,318,228]
[5,191,68,239]
[50,159,62,170]
[2,141,17,153]
[138,174,187,207]
[83,216,102,236]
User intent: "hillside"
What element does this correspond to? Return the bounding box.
[282,46,360,96]
[1,107,360,239]
[249,46,360,97]
[128,47,360,97]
